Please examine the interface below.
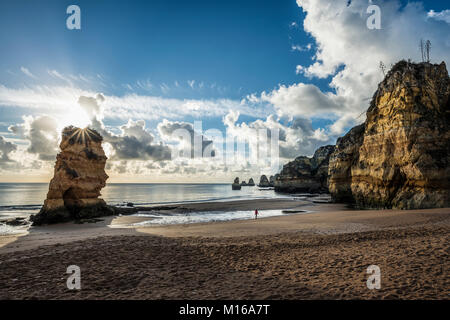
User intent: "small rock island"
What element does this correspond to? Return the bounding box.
[31,126,114,225]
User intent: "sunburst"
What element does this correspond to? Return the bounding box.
[66,127,102,145]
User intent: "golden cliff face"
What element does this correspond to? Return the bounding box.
[32,126,113,225]
[329,61,450,209]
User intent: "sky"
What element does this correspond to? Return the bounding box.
[0,0,449,183]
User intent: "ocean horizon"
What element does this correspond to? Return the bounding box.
[0,182,287,220]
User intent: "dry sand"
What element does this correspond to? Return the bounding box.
[0,199,449,299]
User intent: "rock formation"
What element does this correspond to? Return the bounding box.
[240,180,248,186]
[232,177,241,190]
[274,145,335,193]
[269,175,275,187]
[258,175,271,187]
[32,126,113,225]
[248,178,255,186]
[328,124,365,202]
[329,61,450,209]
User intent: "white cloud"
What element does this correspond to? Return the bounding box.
[136,79,153,91]
[427,9,450,24]
[78,93,105,120]
[223,111,332,159]
[291,43,312,52]
[160,83,170,94]
[8,115,59,161]
[47,69,72,83]
[157,119,214,158]
[261,83,344,119]
[255,0,450,136]
[0,135,17,163]
[20,67,36,79]
[0,85,271,122]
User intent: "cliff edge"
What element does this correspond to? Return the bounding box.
[329,61,450,209]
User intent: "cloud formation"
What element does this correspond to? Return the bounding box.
[252,0,450,136]
[8,115,59,161]
[20,67,36,79]
[0,85,271,122]
[90,116,172,162]
[78,93,105,120]
[427,9,450,24]
[157,119,215,158]
[0,136,17,169]
[223,110,331,159]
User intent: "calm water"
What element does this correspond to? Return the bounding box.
[0,183,286,219]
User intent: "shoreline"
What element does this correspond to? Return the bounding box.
[1,199,449,252]
[0,199,449,299]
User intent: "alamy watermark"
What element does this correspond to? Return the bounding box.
[66,5,81,30]
[366,265,381,290]
[168,121,280,174]
[366,1,381,30]
[66,265,81,290]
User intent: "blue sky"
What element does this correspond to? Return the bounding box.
[1,0,313,98]
[0,0,449,182]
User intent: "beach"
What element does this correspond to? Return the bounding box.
[0,199,449,300]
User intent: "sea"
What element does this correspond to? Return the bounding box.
[0,183,307,233]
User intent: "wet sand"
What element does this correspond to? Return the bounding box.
[0,200,449,299]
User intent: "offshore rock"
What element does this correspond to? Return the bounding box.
[32,127,113,225]
[258,175,271,187]
[274,145,335,193]
[232,177,241,190]
[248,178,255,186]
[329,61,450,209]
[269,175,275,187]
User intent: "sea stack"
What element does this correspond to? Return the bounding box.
[258,175,270,187]
[232,177,241,190]
[32,126,113,225]
[329,61,450,209]
[248,178,255,186]
[269,175,275,187]
[274,145,335,193]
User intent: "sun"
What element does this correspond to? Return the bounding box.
[58,106,92,132]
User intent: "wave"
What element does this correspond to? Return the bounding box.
[0,204,42,211]
[111,193,289,207]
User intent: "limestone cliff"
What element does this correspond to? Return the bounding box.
[32,126,113,225]
[329,61,450,209]
[274,145,335,193]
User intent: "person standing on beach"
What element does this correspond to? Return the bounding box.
[255,209,258,220]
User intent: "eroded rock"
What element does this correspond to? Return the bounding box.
[258,175,270,187]
[32,126,113,225]
[232,177,241,190]
[274,145,335,193]
[329,61,450,209]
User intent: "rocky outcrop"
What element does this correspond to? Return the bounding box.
[240,181,248,186]
[232,177,241,190]
[248,178,255,186]
[328,124,365,202]
[329,61,450,209]
[274,145,335,193]
[258,175,271,187]
[269,176,275,187]
[32,127,113,225]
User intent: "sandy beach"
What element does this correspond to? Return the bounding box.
[0,199,449,299]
